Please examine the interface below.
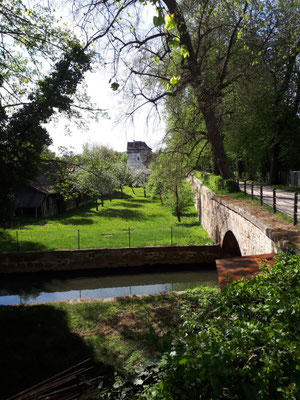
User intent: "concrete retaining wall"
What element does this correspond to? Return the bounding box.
[0,245,222,274]
[188,175,279,256]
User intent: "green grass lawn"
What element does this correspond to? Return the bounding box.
[0,287,217,398]
[0,187,212,252]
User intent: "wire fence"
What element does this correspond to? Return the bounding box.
[237,180,299,225]
[1,226,212,253]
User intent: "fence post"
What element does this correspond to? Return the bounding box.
[294,193,298,226]
[244,181,247,194]
[171,227,173,245]
[128,228,131,248]
[251,182,254,200]
[260,185,263,206]
[78,230,80,250]
[273,188,277,213]
[16,231,19,251]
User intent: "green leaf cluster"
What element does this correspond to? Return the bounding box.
[195,172,239,194]
[0,42,92,225]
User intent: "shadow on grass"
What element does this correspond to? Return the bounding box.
[99,208,148,221]
[73,295,181,363]
[11,203,97,227]
[0,231,50,252]
[128,198,153,204]
[176,222,201,228]
[0,230,17,252]
[0,304,114,399]
[113,295,180,354]
[113,192,134,200]
[18,241,49,252]
[59,218,95,226]
[182,212,198,218]
[116,203,143,209]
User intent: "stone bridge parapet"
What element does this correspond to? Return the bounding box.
[188,175,290,256]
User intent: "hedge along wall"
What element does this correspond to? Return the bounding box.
[0,245,222,274]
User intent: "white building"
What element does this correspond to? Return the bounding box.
[127,141,152,169]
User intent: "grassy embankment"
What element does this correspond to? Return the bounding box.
[0,187,212,252]
[0,185,215,397]
[0,287,217,398]
[98,253,300,399]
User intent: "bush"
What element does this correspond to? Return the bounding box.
[195,172,239,194]
[210,175,224,191]
[224,178,239,193]
[99,253,300,399]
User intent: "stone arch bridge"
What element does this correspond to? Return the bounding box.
[188,175,297,257]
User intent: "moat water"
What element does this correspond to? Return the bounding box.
[0,265,218,305]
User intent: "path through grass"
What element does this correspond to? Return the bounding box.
[0,187,212,251]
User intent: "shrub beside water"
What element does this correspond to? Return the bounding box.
[99,252,300,399]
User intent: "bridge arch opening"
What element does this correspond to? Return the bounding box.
[222,231,242,258]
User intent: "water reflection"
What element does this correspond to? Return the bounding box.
[0,266,218,305]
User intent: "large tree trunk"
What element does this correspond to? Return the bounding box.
[201,105,234,179]
[268,142,280,185]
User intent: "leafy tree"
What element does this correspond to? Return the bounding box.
[113,162,135,198]
[163,91,213,174]
[0,42,92,225]
[223,0,300,183]
[148,150,192,222]
[133,167,151,197]
[147,168,165,205]
[71,144,118,209]
[0,0,73,107]
[164,180,193,222]
[72,0,292,179]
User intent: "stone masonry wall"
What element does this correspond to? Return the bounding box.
[0,245,222,274]
[188,175,278,256]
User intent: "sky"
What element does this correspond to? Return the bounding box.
[47,70,166,155]
[45,2,166,155]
